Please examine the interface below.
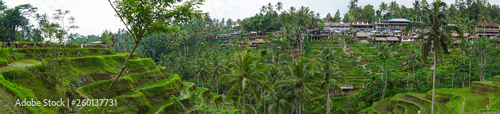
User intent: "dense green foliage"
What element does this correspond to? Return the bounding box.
[2,0,500,113]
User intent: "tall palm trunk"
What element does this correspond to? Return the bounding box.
[216,70,219,94]
[381,67,386,100]
[184,38,187,57]
[469,49,471,87]
[412,58,415,91]
[243,90,246,114]
[431,51,437,114]
[326,80,330,114]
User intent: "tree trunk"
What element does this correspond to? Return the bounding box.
[413,59,415,91]
[381,67,386,100]
[326,80,330,114]
[243,90,246,114]
[469,49,472,88]
[431,52,437,114]
[216,71,219,95]
[99,42,139,114]
[184,38,187,57]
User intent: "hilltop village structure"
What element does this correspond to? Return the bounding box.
[215,18,500,93]
[217,18,500,48]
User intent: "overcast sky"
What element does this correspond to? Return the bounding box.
[4,0,500,36]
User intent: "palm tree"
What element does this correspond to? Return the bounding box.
[318,48,343,114]
[275,2,283,13]
[192,58,208,87]
[405,0,463,113]
[208,51,226,95]
[219,51,270,114]
[175,56,188,79]
[379,2,388,19]
[267,3,274,13]
[389,1,399,15]
[260,5,267,14]
[265,88,292,114]
[376,42,392,60]
[461,17,475,34]
[404,45,422,92]
[279,58,317,114]
[348,0,358,16]
[268,49,288,66]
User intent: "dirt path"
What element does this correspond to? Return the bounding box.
[75,87,90,114]
[361,64,372,74]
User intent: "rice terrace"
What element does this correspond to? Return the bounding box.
[1,0,500,113]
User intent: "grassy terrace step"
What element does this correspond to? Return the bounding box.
[344,78,370,82]
[128,67,169,87]
[0,59,41,72]
[81,91,150,113]
[136,74,181,105]
[488,93,500,110]
[157,83,206,113]
[131,72,176,89]
[146,82,194,114]
[372,97,392,114]
[431,88,488,113]
[0,48,115,66]
[407,93,448,114]
[79,77,134,99]
[399,103,418,114]
[17,42,107,48]
[471,81,500,95]
[392,104,405,114]
[391,94,429,114]
[0,74,55,113]
[186,87,210,113]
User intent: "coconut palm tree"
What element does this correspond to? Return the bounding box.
[219,51,270,114]
[318,48,343,114]
[405,0,463,113]
[379,2,388,19]
[267,3,274,13]
[389,1,399,15]
[208,51,226,95]
[265,88,292,114]
[279,58,318,114]
[275,2,283,13]
[192,58,208,87]
[404,45,422,92]
[260,5,267,14]
[376,42,392,60]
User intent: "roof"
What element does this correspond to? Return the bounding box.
[356,32,370,37]
[324,22,350,26]
[375,37,387,41]
[387,37,399,41]
[401,36,416,38]
[451,33,469,37]
[355,19,369,22]
[92,41,104,44]
[340,85,353,90]
[476,21,500,27]
[389,18,411,22]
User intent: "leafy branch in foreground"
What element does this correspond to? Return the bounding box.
[99,0,205,113]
